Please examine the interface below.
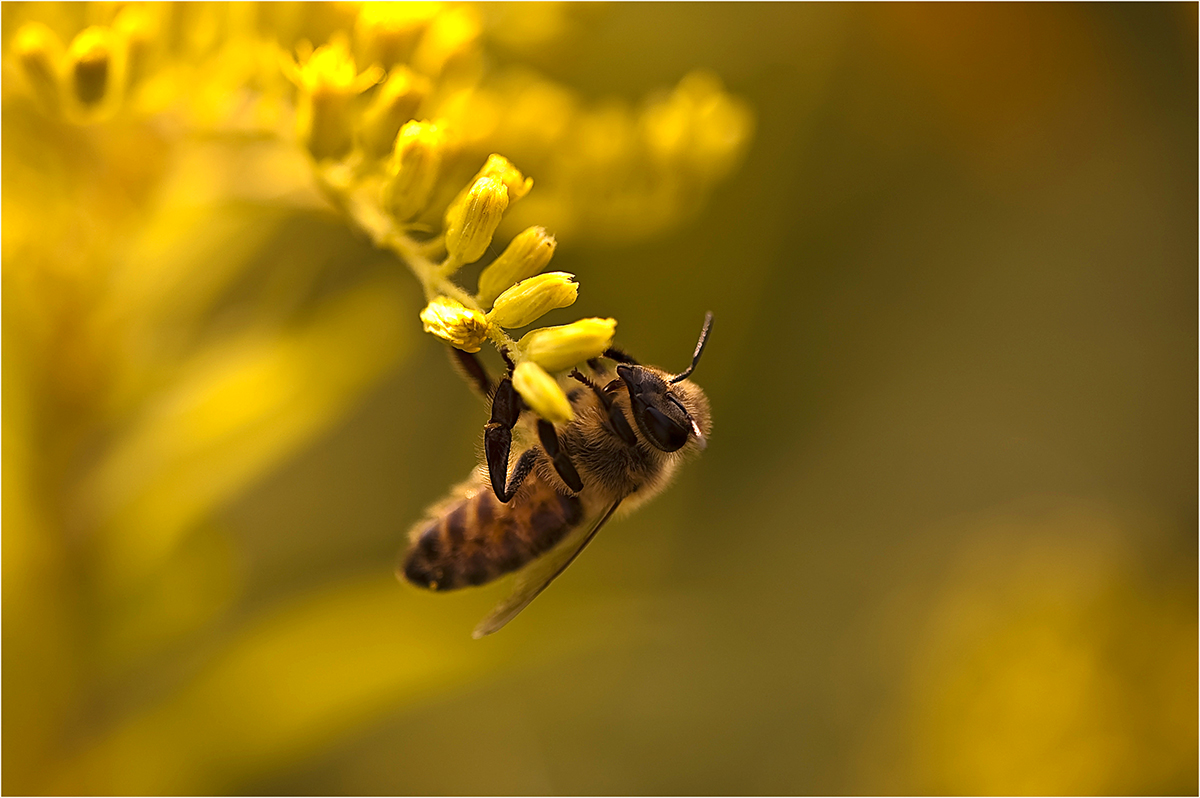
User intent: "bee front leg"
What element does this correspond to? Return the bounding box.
[570,370,638,446]
[603,347,639,366]
[485,377,537,502]
[448,347,494,402]
[536,420,584,492]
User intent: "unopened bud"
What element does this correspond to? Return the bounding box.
[382,120,443,221]
[476,226,557,307]
[487,272,578,329]
[419,296,489,353]
[518,318,617,373]
[445,176,508,265]
[359,67,431,158]
[14,22,64,112]
[512,362,573,424]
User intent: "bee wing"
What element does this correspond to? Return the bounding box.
[472,499,623,638]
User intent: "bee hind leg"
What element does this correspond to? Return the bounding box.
[485,377,538,502]
[537,419,584,492]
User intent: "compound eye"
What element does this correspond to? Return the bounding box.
[643,405,690,452]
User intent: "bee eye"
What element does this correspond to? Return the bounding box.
[642,405,690,452]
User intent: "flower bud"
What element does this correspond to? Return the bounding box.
[419,296,489,353]
[112,4,158,91]
[518,318,617,373]
[445,154,532,234]
[512,362,573,424]
[359,67,431,159]
[474,153,533,203]
[382,120,443,222]
[13,22,64,113]
[291,41,382,161]
[487,272,578,330]
[67,26,120,111]
[444,176,508,265]
[354,2,439,69]
[412,6,480,78]
[476,226,557,307]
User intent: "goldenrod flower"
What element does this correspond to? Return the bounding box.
[354,2,440,69]
[476,226,558,307]
[359,68,431,159]
[512,361,573,424]
[288,40,382,161]
[412,6,481,77]
[112,4,158,90]
[13,22,63,113]
[419,296,490,353]
[486,272,578,330]
[382,120,444,222]
[67,26,121,114]
[444,176,509,265]
[473,153,534,204]
[517,317,617,373]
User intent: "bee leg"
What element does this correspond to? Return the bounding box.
[603,347,639,366]
[485,377,535,502]
[537,419,584,492]
[495,449,538,503]
[570,370,638,446]
[448,347,494,401]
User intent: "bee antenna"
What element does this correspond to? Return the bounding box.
[669,311,714,384]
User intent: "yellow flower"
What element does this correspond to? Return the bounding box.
[288,40,382,161]
[354,2,440,69]
[412,6,481,77]
[382,120,444,222]
[511,361,573,423]
[472,152,534,204]
[445,153,532,234]
[486,272,578,329]
[517,318,616,373]
[419,296,489,353]
[13,22,63,113]
[359,68,432,159]
[444,176,509,265]
[66,26,122,114]
[476,226,558,307]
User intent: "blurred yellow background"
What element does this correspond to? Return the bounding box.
[3,3,1196,794]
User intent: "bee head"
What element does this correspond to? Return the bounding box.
[616,313,713,453]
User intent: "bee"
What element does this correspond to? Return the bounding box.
[399,313,713,637]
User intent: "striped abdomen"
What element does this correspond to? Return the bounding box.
[402,474,584,591]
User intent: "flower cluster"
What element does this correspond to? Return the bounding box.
[6,2,751,423]
[274,12,643,422]
[1,5,755,794]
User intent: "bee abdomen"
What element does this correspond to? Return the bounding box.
[403,481,584,592]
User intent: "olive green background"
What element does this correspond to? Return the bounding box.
[5,3,1198,794]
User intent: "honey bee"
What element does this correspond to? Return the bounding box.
[399,313,713,637]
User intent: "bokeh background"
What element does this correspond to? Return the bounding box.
[3,3,1196,795]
